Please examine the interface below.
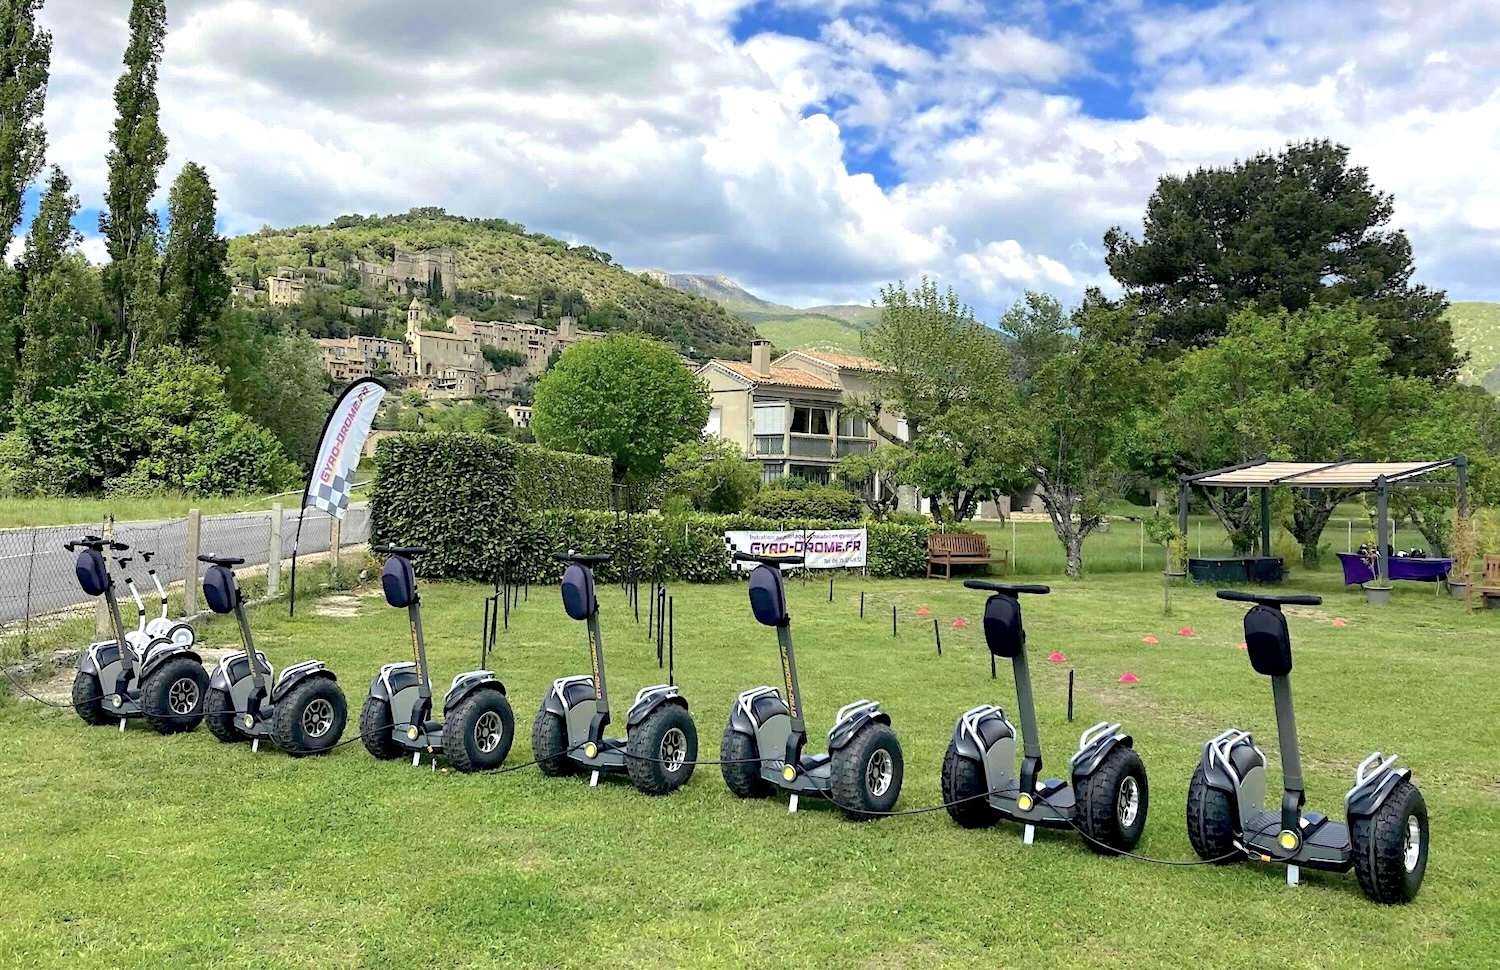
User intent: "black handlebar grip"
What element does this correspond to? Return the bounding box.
[963,579,1051,595]
[552,550,612,564]
[373,545,427,558]
[733,552,805,566]
[1217,590,1323,607]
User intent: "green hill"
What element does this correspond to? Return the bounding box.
[227,209,760,361]
[642,272,876,354]
[1448,302,1500,392]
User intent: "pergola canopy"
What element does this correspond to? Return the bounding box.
[1179,456,1468,584]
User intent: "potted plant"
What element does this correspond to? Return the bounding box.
[1450,507,1480,606]
[1359,528,1393,605]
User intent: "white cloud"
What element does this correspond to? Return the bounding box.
[80,237,110,265]
[27,0,1500,315]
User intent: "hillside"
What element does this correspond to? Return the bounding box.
[1448,302,1500,392]
[226,210,760,361]
[644,271,877,354]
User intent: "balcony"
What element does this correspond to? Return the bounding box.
[788,434,834,459]
[837,439,876,458]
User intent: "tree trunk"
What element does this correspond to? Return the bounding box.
[1064,533,1084,579]
[1285,490,1345,568]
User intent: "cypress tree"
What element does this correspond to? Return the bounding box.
[162,161,229,345]
[0,0,50,257]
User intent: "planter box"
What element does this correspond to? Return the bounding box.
[1364,585,1393,606]
[1449,581,1471,602]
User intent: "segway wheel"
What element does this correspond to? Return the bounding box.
[205,687,245,743]
[940,740,1001,828]
[831,722,903,821]
[531,707,578,777]
[1352,779,1428,904]
[443,688,515,772]
[358,696,404,760]
[1076,745,1149,855]
[140,657,209,734]
[71,671,110,727]
[1185,764,1239,863]
[273,677,348,757]
[720,720,772,799]
[627,703,698,795]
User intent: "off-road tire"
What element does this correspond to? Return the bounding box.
[1186,764,1239,863]
[626,704,698,795]
[140,657,208,735]
[940,740,1002,828]
[205,687,245,743]
[831,722,903,821]
[1352,779,1428,904]
[719,720,773,799]
[531,707,577,777]
[442,688,515,773]
[1076,745,1149,855]
[359,696,403,760]
[272,677,348,757]
[71,672,110,727]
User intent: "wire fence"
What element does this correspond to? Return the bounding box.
[0,503,370,664]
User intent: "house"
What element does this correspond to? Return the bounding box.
[695,341,896,486]
[316,336,418,381]
[266,276,307,307]
[507,404,533,429]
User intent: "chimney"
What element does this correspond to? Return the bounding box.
[751,339,772,378]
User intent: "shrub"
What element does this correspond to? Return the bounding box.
[664,436,760,513]
[748,486,864,521]
[514,443,611,511]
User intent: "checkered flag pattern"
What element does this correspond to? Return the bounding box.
[308,470,353,518]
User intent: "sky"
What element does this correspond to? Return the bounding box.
[25,0,1500,315]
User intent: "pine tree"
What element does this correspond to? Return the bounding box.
[0,0,51,258]
[162,161,229,345]
[98,0,169,354]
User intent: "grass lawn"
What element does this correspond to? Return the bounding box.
[0,571,1495,968]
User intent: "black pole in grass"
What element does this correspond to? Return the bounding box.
[859,591,865,618]
[668,595,675,687]
[656,586,667,669]
[892,605,897,637]
[990,653,996,679]
[648,580,656,637]
[933,617,942,656]
[1067,669,1075,722]
[829,576,834,602]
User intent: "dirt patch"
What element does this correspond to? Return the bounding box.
[1283,605,1336,623]
[312,594,363,618]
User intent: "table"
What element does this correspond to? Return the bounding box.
[1335,553,1452,585]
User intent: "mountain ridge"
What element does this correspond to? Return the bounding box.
[642,271,877,354]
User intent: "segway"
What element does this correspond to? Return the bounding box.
[359,546,515,771]
[940,581,1148,853]
[200,554,348,756]
[1187,590,1429,903]
[531,550,697,795]
[67,535,209,734]
[141,550,195,646]
[720,553,903,819]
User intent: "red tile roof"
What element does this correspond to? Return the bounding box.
[712,360,841,390]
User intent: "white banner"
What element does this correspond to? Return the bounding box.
[724,528,868,570]
[304,378,386,519]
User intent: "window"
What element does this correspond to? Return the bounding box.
[838,413,868,438]
[791,406,832,436]
[761,463,784,485]
[896,418,909,442]
[790,464,832,485]
[705,407,722,437]
[754,436,785,456]
[753,403,786,435]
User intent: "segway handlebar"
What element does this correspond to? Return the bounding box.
[140,550,154,563]
[64,535,128,553]
[1216,590,1322,607]
[372,545,426,558]
[963,579,1050,595]
[198,554,246,568]
[732,552,805,566]
[552,550,611,564]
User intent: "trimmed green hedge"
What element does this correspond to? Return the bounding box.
[369,432,522,580]
[747,486,864,520]
[514,443,611,511]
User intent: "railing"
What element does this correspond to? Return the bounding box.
[789,434,834,458]
[837,439,876,457]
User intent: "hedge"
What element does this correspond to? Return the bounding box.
[369,432,523,580]
[514,443,611,511]
[747,486,864,521]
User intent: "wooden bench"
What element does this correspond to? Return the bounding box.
[927,533,1009,579]
[1473,555,1500,608]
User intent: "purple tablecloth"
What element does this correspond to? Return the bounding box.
[1336,553,1452,585]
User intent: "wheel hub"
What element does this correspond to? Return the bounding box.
[866,749,893,797]
[660,727,687,772]
[167,678,199,716]
[475,710,504,753]
[1117,776,1140,828]
[302,698,335,739]
[1403,815,1421,872]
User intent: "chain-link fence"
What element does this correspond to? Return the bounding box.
[0,503,370,663]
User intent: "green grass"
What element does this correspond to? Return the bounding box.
[745,310,870,354]
[1,571,1495,968]
[1447,301,1500,390]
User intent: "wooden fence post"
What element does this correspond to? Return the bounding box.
[268,503,283,597]
[183,510,201,616]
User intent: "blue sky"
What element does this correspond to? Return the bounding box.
[25,0,1500,314]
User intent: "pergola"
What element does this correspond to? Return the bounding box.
[1178,457,1469,584]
